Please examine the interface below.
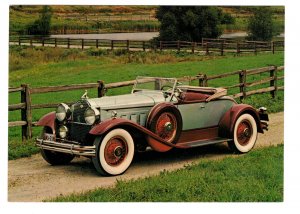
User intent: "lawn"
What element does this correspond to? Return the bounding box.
[49,144,283,202]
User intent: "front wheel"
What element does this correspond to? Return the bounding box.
[92,128,135,176]
[228,113,258,153]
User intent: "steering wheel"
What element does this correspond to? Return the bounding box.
[160,85,173,91]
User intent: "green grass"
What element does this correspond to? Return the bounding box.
[8,47,284,159]
[49,145,283,202]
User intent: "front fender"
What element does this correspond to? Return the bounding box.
[36,111,56,134]
[218,104,263,139]
[89,118,188,151]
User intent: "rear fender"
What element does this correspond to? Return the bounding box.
[218,104,263,139]
[36,111,56,134]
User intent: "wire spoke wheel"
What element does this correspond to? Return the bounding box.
[228,113,258,153]
[104,136,128,167]
[236,120,253,146]
[92,128,134,176]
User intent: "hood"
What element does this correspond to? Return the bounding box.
[86,91,166,110]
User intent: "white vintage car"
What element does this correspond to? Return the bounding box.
[36,76,268,176]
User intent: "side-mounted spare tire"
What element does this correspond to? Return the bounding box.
[146,104,182,152]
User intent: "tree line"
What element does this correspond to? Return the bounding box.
[26,6,280,42]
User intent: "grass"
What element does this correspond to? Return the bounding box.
[49,144,283,202]
[8,47,284,159]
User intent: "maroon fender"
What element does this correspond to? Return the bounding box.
[89,118,187,151]
[146,102,179,127]
[146,102,182,152]
[218,104,263,139]
[36,111,56,134]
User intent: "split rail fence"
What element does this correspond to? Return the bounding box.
[8,65,284,141]
[10,36,284,55]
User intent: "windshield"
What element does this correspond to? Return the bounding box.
[132,76,177,92]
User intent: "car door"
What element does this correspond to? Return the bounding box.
[177,99,234,131]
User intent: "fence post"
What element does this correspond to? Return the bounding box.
[96,39,99,49]
[142,41,145,51]
[177,40,180,52]
[21,84,32,141]
[272,41,275,54]
[191,42,195,54]
[67,38,70,48]
[237,42,240,55]
[82,39,84,50]
[198,74,208,87]
[111,40,114,50]
[54,38,57,48]
[239,70,247,102]
[205,42,209,55]
[160,41,162,51]
[127,40,130,51]
[42,38,45,47]
[220,41,224,56]
[270,66,278,98]
[30,38,33,46]
[97,80,105,97]
[254,41,257,55]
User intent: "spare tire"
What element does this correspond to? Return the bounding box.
[147,104,182,152]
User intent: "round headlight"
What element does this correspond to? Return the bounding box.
[84,108,100,125]
[56,103,71,122]
[58,125,68,139]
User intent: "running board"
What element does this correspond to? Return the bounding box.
[177,137,232,148]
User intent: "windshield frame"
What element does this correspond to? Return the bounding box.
[131,76,177,93]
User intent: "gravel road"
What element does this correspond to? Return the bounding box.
[8,112,284,202]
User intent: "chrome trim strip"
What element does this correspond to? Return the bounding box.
[36,138,96,157]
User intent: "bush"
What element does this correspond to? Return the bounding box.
[247,7,277,41]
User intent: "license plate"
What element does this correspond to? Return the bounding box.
[44,133,55,141]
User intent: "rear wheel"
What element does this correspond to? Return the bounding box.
[228,113,258,153]
[40,128,75,165]
[92,128,135,176]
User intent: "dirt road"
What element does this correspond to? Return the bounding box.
[8,112,284,202]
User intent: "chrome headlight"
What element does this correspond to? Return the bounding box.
[56,103,71,122]
[84,107,100,125]
[58,125,68,139]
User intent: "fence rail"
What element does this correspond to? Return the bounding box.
[9,36,284,55]
[8,65,284,140]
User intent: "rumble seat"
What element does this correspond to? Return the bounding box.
[178,86,227,103]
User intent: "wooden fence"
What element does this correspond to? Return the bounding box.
[9,36,284,55]
[8,65,284,141]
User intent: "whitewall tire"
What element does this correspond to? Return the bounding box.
[228,113,258,153]
[92,128,134,176]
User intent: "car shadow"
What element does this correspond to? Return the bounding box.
[63,142,232,176]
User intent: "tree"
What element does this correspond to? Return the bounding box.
[27,6,52,35]
[155,6,234,41]
[247,7,276,41]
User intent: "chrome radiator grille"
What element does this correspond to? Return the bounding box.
[69,100,91,143]
[72,100,89,123]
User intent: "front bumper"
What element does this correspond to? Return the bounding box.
[36,138,96,157]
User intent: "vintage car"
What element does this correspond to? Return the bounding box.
[36,76,268,176]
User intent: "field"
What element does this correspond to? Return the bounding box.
[8,46,284,159]
[9,6,284,35]
[49,145,283,202]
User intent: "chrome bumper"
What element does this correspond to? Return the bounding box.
[36,138,96,157]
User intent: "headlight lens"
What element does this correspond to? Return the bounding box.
[56,103,71,122]
[84,108,100,125]
[58,125,68,139]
